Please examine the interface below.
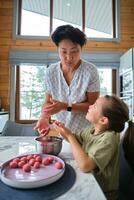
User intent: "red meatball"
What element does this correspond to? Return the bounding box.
[35,156,42,163]
[55,161,63,169]
[18,161,25,168]
[27,155,33,161]
[33,154,38,159]
[20,157,27,163]
[28,158,35,166]
[9,161,18,168]
[13,158,20,163]
[42,158,51,165]
[33,162,40,169]
[22,164,31,172]
[48,156,54,163]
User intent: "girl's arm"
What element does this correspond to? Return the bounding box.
[53,121,96,172]
[68,134,96,172]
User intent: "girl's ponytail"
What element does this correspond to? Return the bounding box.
[123,120,134,171]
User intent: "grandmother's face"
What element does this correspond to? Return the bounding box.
[58,39,82,68]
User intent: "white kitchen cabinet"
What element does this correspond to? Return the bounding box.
[0,112,9,133]
[119,48,134,119]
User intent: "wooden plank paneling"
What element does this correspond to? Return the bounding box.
[0,67,9,75]
[0,30,12,38]
[0,0,13,8]
[0,16,12,22]
[121,0,134,6]
[0,75,9,83]
[0,83,9,90]
[0,8,13,16]
[0,48,10,60]
[1,96,10,110]
[0,61,9,66]
[0,91,9,98]
[121,7,134,13]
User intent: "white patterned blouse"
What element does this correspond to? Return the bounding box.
[45,59,100,133]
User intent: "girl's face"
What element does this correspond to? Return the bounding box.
[86,97,107,124]
[58,39,82,68]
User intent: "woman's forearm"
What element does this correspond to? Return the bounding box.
[71,102,90,113]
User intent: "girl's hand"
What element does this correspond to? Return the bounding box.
[52,121,73,142]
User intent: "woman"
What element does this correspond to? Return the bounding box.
[35,25,100,134]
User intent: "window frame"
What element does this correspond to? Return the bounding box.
[13,0,120,41]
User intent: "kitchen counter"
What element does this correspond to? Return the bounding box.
[0,111,9,115]
[0,136,106,200]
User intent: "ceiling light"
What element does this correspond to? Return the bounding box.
[66,3,71,7]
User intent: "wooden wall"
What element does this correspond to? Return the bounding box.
[0,0,134,111]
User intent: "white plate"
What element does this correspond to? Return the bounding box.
[0,154,65,189]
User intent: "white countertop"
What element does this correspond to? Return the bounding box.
[0,111,9,115]
[0,136,106,200]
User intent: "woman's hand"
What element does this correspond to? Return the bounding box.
[52,121,73,142]
[34,117,49,135]
[43,99,67,115]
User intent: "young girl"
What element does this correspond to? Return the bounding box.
[53,95,134,200]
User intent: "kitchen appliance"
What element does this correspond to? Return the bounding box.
[119,48,134,119]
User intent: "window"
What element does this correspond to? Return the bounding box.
[15,65,115,122]
[85,0,114,38]
[52,0,82,32]
[14,0,119,40]
[20,0,50,36]
[98,68,112,95]
[16,64,47,122]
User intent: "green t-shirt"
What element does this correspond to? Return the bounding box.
[75,127,120,195]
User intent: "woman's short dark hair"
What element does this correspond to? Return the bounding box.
[51,25,87,47]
